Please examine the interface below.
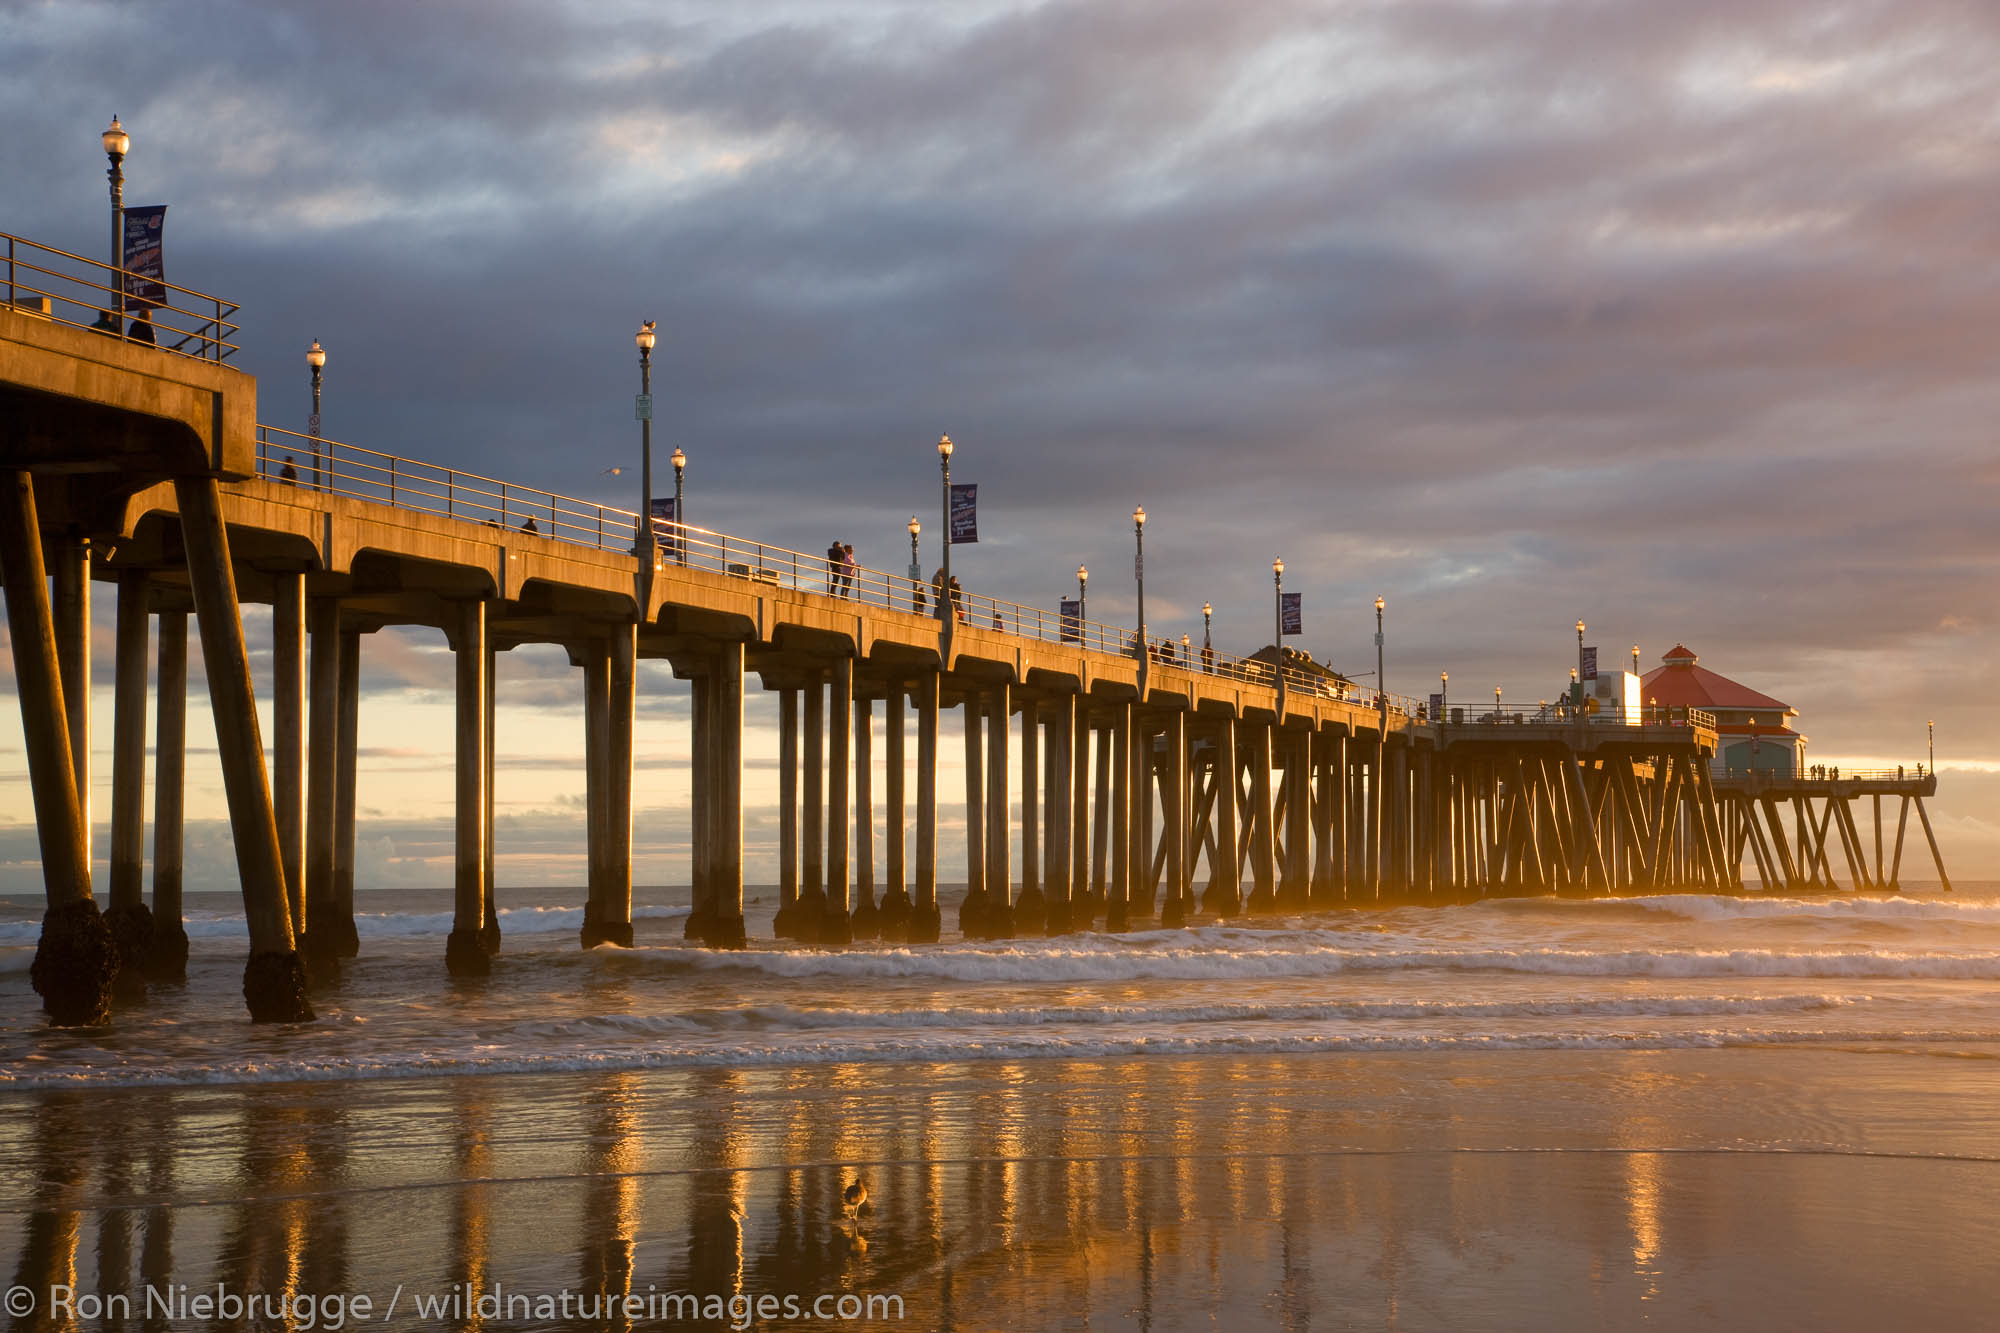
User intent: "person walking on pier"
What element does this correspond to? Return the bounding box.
[278,455,299,485]
[840,543,858,597]
[827,540,845,595]
[127,307,156,345]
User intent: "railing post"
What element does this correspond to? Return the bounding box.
[446,474,453,518]
[389,459,398,506]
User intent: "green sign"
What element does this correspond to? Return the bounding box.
[634,394,653,421]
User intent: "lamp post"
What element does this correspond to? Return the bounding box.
[635,322,657,573]
[1134,507,1147,658]
[1495,684,1502,718]
[938,435,955,623]
[1575,620,1586,692]
[1631,644,1640,676]
[1375,595,1386,726]
[908,516,922,612]
[1181,633,1190,666]
[102,116,128,331]
[1569,666,1579,715]
[1202,602,1212,650]
[670,446,686,565]
[1440,670,1448,723]
[1929,718,1935,772]
[306,339,325,490]
[1273,552,1285,650]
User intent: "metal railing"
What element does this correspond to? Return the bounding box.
[1712,764,1929,783]
[1441,702,1716,729]
[251,426,1515,714]
[3,230,240,363]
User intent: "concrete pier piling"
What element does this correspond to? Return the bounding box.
[603,625,636,946]
[303,595,341,976]
[799,671,827,939]
[773,686,802,939]
[148,609,190,980]
[1247,724,1277,914]
[175,475,311,1022]
[850,693,879,939]
[911,671,942,943]
[702,644,748,948]
[1014,696,1046,935]
[446,598,490,978]
[1045,693,1074,935]
[982,682,1014,939]
[1106,701,1131,932]
[273,572,307,943]
[107,570,154,998]
[823,657,854,945]
[580,641,613,947]
[1202,717,1240,916]
[3,472,113,1025]
[53,534,90,868]
[959,691,986,937]
[878,683,913,940]
[331,628,361,957]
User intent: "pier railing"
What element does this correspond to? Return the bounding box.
[1711,764,1927,783]
[3,230,240,363]
[253,425,1442,711]
[1442,702,1716,729]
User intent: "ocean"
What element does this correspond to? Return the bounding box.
[4,886,2000,1329]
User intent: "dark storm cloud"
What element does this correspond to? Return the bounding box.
[4,0,1998,863]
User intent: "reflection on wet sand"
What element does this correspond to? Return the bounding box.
[3,1051,2000,1330]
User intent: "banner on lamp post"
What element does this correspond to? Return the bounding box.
[1279,592,1302,636]
[949,484,978,544]
[121,205,167,310]
[1581,646,1598,681]
[1059,599,1082,642]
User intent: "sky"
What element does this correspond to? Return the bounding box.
[2,0,1997,891]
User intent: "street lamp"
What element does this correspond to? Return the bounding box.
[1134,506,1147,658]
[1181,632,1190,665]
[1929,718,1935,772]
[1576,620,1586,688]
[907,516,922,612]
[102,116,128,331]
[1272,557,1285,688]
[1440,670,1448,723]
[305,339,326,490]
[1631,644,1640,676]
[1202,601,1212,649]
[1569,666,1579,712]
[1077,564,1088,624]
[1375,595,1386,724]
[1495,684,1502,718]
[635,321,657,572]
[670,445,686,565]
[938,435,955,622]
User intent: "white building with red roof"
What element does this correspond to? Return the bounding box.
[1640,644,1804,776]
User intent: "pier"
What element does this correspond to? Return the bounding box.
[0,231,1949,1025]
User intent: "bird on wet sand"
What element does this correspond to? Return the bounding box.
[843,1178,869,1218]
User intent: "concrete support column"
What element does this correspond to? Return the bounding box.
[52,534,90,868]
[447,599,490,977]
[332,629,361,957]
[2,473,109,1024]
[701,643,747,948]
[912,671,941,941]
[1134,716,1155,918]
[823,657,853,944]
[773,687,801,939]
[1105,701,1131,931]
[1368,735,1384,899]
[880,683,912,938]
[303,596,340,974]
[580,642,612,946]
[482,644,499,953]
[983,682,1014,937]
[1281,729,1310,908]
[272,571,306,938]
[688,660,712,932]
[801,672,826,930]
[1071,701,1091,925]
[1046,693,1074,935]
[603,624,636,945]
[173,475,309,1022]
[1247,723,1277,913]
[850,693,880,938]
[1160,710,1190,926]
[686,666,712,940]
[1091,722,1112,912]
[959,692,986,937]
[107,570,152,995]
[1015,697,1045,934]
[149,610,189,980]
[1203,716,1240,916]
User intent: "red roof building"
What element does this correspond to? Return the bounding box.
[1641,645,1805,775]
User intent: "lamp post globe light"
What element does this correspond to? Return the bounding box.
[1133,507,1147,658]
[1272,557,1284,688]
[306,339,326,490]
[102,116,128,330]
[1181,633,1190,665]
[938,435,954,622]
[1202,601,1212,649]
[1077,564,1088,625]
[670,445,686,565]
[907,516,922,611]
[1576,619,1586,685]
[635,321,657,571]
[1632,644,1640,676]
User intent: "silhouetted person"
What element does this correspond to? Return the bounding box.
[127,307,156,345]
[521,516,538,534]
[278,455,299,486]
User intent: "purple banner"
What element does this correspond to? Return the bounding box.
[1059,598,1081,642]
[949,483,977,544]
[1581,645,1598,680]
[121,204,167,310]
[1280,592,1302,636]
